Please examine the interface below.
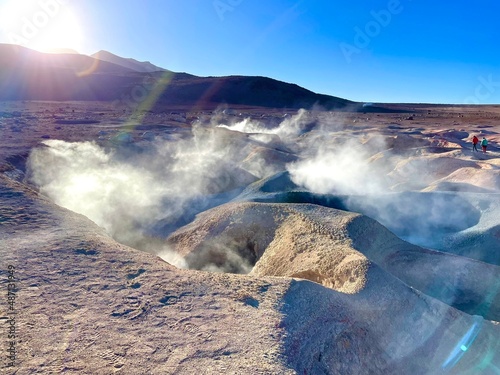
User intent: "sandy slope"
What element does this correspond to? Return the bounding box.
[2,174,500,374]
[0,175,293,374]
[167,201,500,321]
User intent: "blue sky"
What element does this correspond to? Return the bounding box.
[1,0,500,104]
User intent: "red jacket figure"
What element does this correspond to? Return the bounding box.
[472,136,479,152]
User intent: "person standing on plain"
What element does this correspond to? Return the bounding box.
[472,135,479,152]
[481,137,488,153]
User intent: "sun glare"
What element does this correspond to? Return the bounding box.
[0,0,84,53]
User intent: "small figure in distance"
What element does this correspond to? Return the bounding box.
[472,135,479,152]
[481,137,488,153]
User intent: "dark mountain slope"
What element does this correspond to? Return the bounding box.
[0,44,354,110]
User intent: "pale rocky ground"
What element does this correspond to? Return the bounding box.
[1,101,500,374]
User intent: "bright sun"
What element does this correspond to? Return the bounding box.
[0,0,84,53]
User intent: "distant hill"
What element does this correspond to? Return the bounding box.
[0,44,355,110]
[0,44,133,74]
[158,74,353,110]
[91,50,167,73]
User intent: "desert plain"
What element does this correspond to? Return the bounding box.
[1,98,500,375]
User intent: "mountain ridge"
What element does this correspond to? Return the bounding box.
[0,43,355,110]
[91,49,168,73]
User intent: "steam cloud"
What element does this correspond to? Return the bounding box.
[27,110,485,270]
[285,127,481,249]
[27,124,262,268]
[217,108,313,140]
[288,136,390,196]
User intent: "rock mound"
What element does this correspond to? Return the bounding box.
[167,201,500,320]
[428,167,500,192]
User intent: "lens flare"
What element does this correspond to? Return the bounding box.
[442,315,484,371]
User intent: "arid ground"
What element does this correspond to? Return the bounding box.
[1,100,500,374]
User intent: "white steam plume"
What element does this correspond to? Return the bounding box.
[288,136,390,196]
[217,109,312,140]
[26,124,260,265]
[286,130,482,249]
